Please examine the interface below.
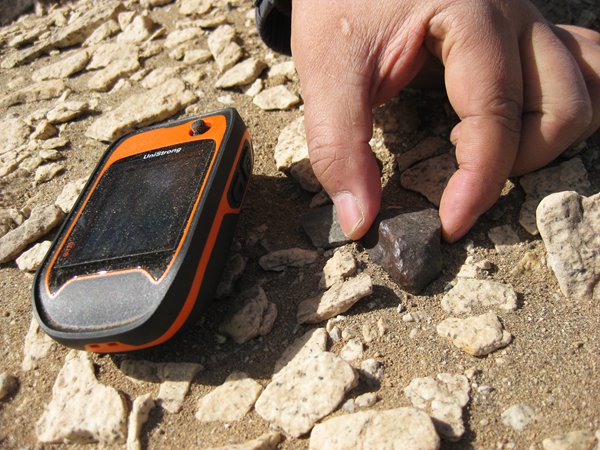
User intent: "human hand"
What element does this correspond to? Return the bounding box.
[290,0,600,242]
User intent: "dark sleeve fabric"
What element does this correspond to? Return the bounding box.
[254,0,293,55]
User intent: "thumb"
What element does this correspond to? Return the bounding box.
[291,9,381,239]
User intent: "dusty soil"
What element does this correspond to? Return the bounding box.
[0,0,599,449]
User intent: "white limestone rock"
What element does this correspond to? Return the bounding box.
[32,50,90,81]
[140,66,182,89]
[488,225,521,253]
[16,240,51,272]
[0,204,64,264]
[273,116,320,192]
[268,60,296,80]
[404,373,470,441]
[195,372,263,422]
[0,80,66,108]
[180,0,212,16]
[86,78,196,141]
[542,430,599,450]
[253,85,300,110]
[441,278,518,315]
[501,403,536,432]
[117,15,155,44]
[215,58,266,88]
[339,338,364,363]
[400,153,456,206]
[88,57,140,92]
[436,311,512,356]
[207,24,241,71]
[255,351,358,437]
[297,274,373,324]
[319,248,358,289]
[55,177,87,214]
[273,328,328,374]
[183,47,212,65]
[0,115,30,156]
[34,162,64,185]
[126,394,155,450]
[218,286,277,344]
[31,120,58,140]
[259,247,319,271]
[22,317,56,371]
[537,191,600,302]
[36,351,127,444]
[519,157,591,235]
[309,407,440,450]
[46,101,92,124]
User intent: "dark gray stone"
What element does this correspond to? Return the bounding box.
[301,205,351,249]
[365,209,442,293]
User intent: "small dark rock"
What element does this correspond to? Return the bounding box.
[364,208,442,293]
[301,205,351,249]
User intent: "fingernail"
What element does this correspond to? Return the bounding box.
[332,191,364,239]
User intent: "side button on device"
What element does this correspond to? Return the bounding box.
[228,142,251,208]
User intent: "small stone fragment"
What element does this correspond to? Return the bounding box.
[273,328,328,374]
[180,0,212,16]
[441,278,518,315]
[542,430,598,450]
[84,19,121,46]
[195,372,263,422]
[0,373,18,401]
[253,85,300,110]
[436,311,512,357]
[204,432,283,450]
[183,48,212,65]
[218,286,277,344]
[88,58,140,92]
[55,178,87,214]
[208,24,241,71]
[216,58,266,88]
[397,137,451,172]
[297,274,373,324]
[0,204,65,263]
[274,116,320,192]
[22,317,56,371]
[34,162,64,185]
[31,120,58,140]
[268,60,296,80]
[1,115,31,152]
[340,338,364,363]
[117,15,155,44]
[501,403,536,432]
[365,208,441,293]
[404,373,470,441]
[16,240,52,272]
[164,27,204,48]
[355,392,378,409]
[46,100,92,124]
[488,225,520,253]
[86,78,196,141]
[510,251,545,277]
[0,80,66,108]
[519,157,591,234]
[309,408,440,450]
[360,358,384,388]
[302,205,351,249]
[126,394,155,450]
[140,67,182,89]
[400,153,456,206]
[537,191,600,301]
[255,352,358,437]
[319,248,358,289]
[259,247,318,271]
[36,351,127,444]
[32,50,90,81]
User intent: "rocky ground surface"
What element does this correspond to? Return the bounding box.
[0,0,599,449]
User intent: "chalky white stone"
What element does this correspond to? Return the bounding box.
[441,278,518,315]
[180,0,212,16]
[253,85,300,111]
[537,191,600,301]
[501,403,536,432]
[488,225,521,253]
[126,394,155,450]
[542,430,599,450]
[55,178,87,214]
[218,286,277,344]
[164,27,204,48]
[255,352,358,437]
[319,249,358,289]
[268,60,296,79]
[215,58,266,88]
[259,247,318,271]
[297,274,373,324]
[273,328,328,374]
[519,157,591,235]
[208,24,241,71]
[339,338,364,363]
[16,240,51,272]
[309,407,440,450]
[34,162,64,185]
[36,351,127,444]
[86,78,196,141]
[22,317,56,371]
[32,49,90,81]
[0,115,30,156]
[195,372,263,422]
[404,373,470,441]
[140,66,182,89]
[436,311,512,356]
[117,15,155,44]
[400,153,456,206]
[0,80,66,108]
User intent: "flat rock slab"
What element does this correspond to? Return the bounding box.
[22,318,56,371]
[205,432,283,450]
[441,278,518,315]
[16,240,51,272]
[436,311,512,356]
[253,85,300,111]
[400,153,456,206]
[297,273,373,324]
[0,79,66,108]
[365,208,442,293]
[519,157,591,235]
[215,58,266,88]
[255,352,358,437]
[218,286,277,344]
[302,205,351,249]
[309,407,440,450]
[319,248,358,289]
[259,247,318,271]
[32,49,90,81]
[195,372,263,422]
[86,78,196,141]
[0,204,65,263]
[537,191,600,302]
[36,351,127,444]
[274,116,320,192]
[404,373,470,441]
[273,328,328,375]
[542,430,599,450]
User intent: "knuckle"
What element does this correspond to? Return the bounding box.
[485,97,524,135]
[553,97,594,134]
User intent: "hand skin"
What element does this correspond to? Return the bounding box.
[289,0,600,242]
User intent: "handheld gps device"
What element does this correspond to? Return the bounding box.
[32,108,252,353]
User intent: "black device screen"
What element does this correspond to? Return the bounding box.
[50,139,216,291]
